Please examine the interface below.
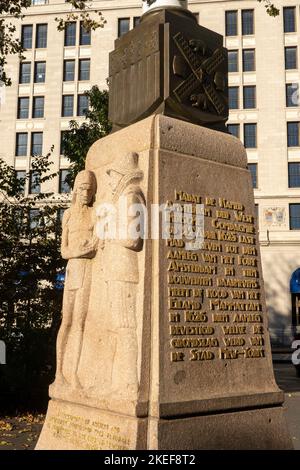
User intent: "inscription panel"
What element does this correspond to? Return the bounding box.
[45,409,133,450]
[166,190,265,365]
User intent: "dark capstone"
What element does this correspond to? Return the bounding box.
[109,8,228,132]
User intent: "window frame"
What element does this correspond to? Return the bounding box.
[242,49,255,72]
[228,86,239,110]
[21,25,33,49]
[286,83,299,107]
[16,133,28,157]
[225,10,238,37]
[79,59,90,81]
[17,97,30,119]
[227,124,240,138]
[62,95,74,117]
[80,21,91,46]
[19,62,31,84]
[63,60,75,82]
[15,171,26,195]
[77,94,89,116]
[228,50,239,73]
[288,162,300,188]
[59,169,71,194]
[287,121,300,147]
[34,61,46,83]
[242,9,254,36]
[284,6,296,33]
[31,132,43,156]
[243,85,256,109]
[35,23,48,49]
[248,163,258,188]
[32,96,45,119]
[290,203,300,230]
[285,46,298,69]
[29,170,41,195]
[64,22,77,47]
[244,123,257,148]
[118,18,130,38]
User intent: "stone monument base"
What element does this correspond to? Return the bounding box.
[37,398,291,450]
[37,115,292,450]
[36,400,147,450]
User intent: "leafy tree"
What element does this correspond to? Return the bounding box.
[0,0,106,85]
[0,152,67,411]
[258,0,279,16]
[62,85,111,184]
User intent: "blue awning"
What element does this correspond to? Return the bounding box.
[290,268,300,293]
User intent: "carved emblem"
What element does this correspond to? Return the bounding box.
[173,32,227,116]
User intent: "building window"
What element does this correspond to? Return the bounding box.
[15,171,26,195]
[29,209,41,230]
[19,63,31,84]
[60,130,71,155]
[36,24,48,48]
[79,59,90,81]
[16,133,28,156]
[64,22,76,47]
[243,85,256,109]
[59,170,71,194]
[31,132,43,156]
[228,50,238,72]
[248,163,257,188]
[225,11,238,36]
[227,124,240,138]
[63,60,75,82]
[285,47,298,69]
[62,95,74,117]
[287,122,300,147]
[134,17,141,27]
[77,94,89,116]
[18,97,30,119]
[244,123,257,148]
[242,10,254,35]
[118,18,130,37]
[34,61,46,83]
[29,171,41,194]
[286,83,299,107]
[21,25,33,49]
[290,204,300,229]
[229,87,239,109]
[32,96,44,118]
[80,21,91,46]
[243,49,255,72]
[284,7,296,33]
[288,163,300,187]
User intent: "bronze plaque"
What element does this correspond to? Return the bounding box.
[109,9,228,132]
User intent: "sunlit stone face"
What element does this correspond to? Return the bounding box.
[142,0,187,14]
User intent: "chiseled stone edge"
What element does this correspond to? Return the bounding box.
[158,390,285,419]
[86,115,247,171]
[154,115,248,169]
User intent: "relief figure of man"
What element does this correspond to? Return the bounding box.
[102,152,145,396]
[53,170,98,390]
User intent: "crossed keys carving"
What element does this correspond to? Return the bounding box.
[173,32,227,116]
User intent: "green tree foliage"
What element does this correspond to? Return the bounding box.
[0,153,67,411]
[62,85,112,184]
[258,0,279,16]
